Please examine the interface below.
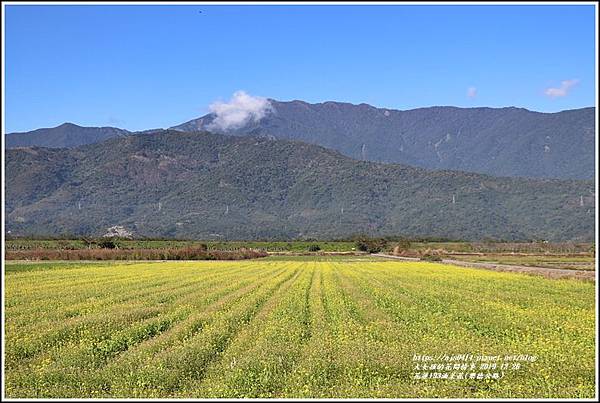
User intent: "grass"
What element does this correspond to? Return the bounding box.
[408,241,593,254]
[450,254,596,271]
[4,257,595,398]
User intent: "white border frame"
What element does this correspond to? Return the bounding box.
[1,1,597,402]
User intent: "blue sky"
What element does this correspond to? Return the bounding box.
[4,3,596,133]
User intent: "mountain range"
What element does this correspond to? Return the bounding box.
[6,101,595,180]
[173,101,596,180]
[5,123,130,148]
[5,130,595,241]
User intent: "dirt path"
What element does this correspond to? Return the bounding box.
[373,254,596,282]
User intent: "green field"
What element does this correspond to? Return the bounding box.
[7,238,593,254]
[4,257,596,398]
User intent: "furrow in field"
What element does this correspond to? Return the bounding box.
[90,264,290,377]
[4,258,596,399]
[329,262,390,324]
[300,265,316,342]
[328,261,368,323]
[356,262,593,343]
[5,261,253,319]
[6,265,245,335]
[97,264,303,398]
[280,262,345,397]
[4,263,261,367]
[4,264,286,400]
[175,263,313,398]
[282,261,413,398]
[343,261,595,397]
[5,264,169,297]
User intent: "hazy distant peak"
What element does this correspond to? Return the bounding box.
[5,123,130,149]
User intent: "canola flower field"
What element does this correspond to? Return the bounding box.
[4,257,596,398]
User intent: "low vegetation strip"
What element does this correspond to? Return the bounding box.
[6,239,594,254]
[376,254,596,281]
[446,254,595,271]
[4,258,595,398]
[441,259,596,282]
[4,246,267,261]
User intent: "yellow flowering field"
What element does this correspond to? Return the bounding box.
[3,257,596,398]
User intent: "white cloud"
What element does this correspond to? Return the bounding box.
[207,91,273,131]
[466,86,477,99]
[544,79,579,98]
